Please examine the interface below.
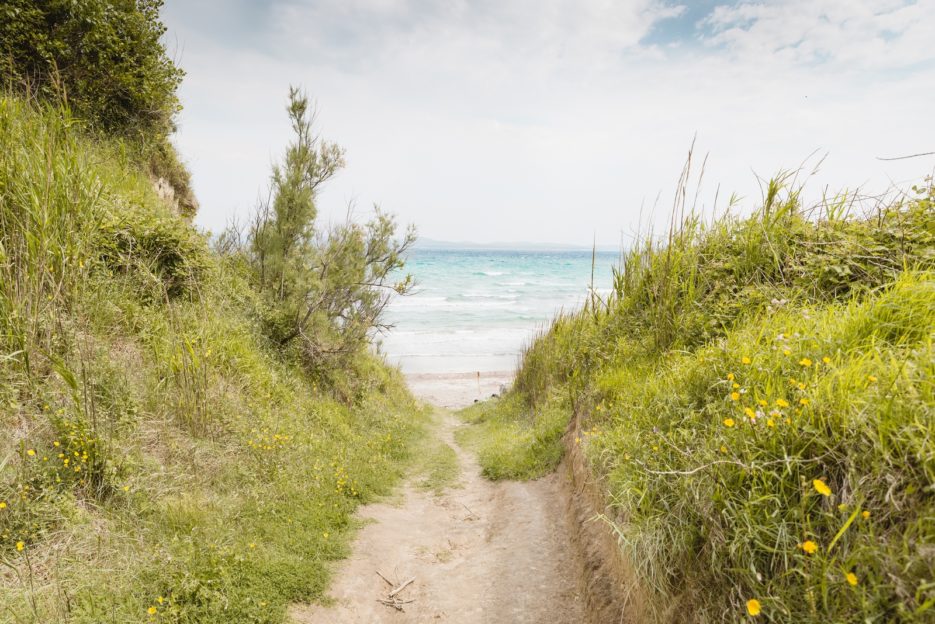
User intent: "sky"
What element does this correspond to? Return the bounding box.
[162,0,935,246]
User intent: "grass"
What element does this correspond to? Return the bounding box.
[461,169,935,622]
[0,96,427,622]
[456,394,568,480]
[411,413,461,495]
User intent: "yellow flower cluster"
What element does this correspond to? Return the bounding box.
[246,428,292,451]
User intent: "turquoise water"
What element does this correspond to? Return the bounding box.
[380,249,619,375]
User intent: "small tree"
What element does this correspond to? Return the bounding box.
[249,88,415,371]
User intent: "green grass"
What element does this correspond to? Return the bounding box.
[0,96,427,623]
[456,394,568,480]
[410,412,461,494]
[468,174,935,622]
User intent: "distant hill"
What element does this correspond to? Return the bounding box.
[413,237,619,252]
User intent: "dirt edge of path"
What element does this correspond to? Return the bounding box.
[561,408,648,624]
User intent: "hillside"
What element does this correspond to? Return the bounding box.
[0,96,425,622]
[460,177,935,622]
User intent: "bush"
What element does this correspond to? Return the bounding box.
[0,0,183,140]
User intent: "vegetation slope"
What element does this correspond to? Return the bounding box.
[0,92,426,623]
[461,173,935,622]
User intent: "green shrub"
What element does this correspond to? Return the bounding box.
[0,0,182,141]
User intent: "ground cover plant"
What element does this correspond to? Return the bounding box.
[462,171,935,622]
[0,95,426,623]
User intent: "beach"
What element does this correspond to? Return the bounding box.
[404,370,515,408]
[380,248,616,406]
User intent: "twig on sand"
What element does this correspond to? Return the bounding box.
[377,598,415,611]
[389,577,415,598]
[375,572,416,612]
[460,502,479,520]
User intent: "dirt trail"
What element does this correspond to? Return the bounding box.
[291,411,584,624]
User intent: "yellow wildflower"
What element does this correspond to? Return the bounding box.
[813,479,832,497]
[799,358,812,367]
[801,540,818,554]
[16,541,24,551]
[757,399,768,407]
[783,348,791,356]
[26,449,35,457]
[867,375,877,382]
[776,398,789,408]
[0,502,6,509]
[157,597,164,604]
[822,356,831,364]
[720,445,728,454]
[746,598,762,616]
[147,606,158,615]
[861,510,870,519]
[723,418,735,428]
[730,392,741,401]
[799,398,809,406]
[845,572,858,586]
[766,418,775,428]
[744,407,756,418]
[727,373,735,381]
[732,382,740,389]
[741,356,751,365]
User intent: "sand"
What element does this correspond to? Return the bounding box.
[290,378,585,624]
[404,371,515,409]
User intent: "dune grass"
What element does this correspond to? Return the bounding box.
[456,394,568,480]
[462,173,935,622]
[0,96,427,623]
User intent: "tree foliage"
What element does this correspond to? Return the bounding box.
[0,0,183,141]
[249,88,415,372]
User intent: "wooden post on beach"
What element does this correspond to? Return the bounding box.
[477,371,480,396]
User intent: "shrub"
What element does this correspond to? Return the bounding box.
[0,0,183,141]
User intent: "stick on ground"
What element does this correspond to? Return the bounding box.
[389,577,415,598]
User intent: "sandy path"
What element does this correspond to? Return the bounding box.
[291,411,584,624]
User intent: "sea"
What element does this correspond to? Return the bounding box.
[378,248,619,379]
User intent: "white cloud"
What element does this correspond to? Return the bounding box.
[163,0,935,245]
[704,0,935,70]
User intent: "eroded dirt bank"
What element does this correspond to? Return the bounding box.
[561,410,645,624]
[291,412,584,623]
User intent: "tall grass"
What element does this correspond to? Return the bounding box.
[0,98,101,376]
[466,170,935,622]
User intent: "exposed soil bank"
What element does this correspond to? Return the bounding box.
[291,412,584,623]
[561,410,646,624]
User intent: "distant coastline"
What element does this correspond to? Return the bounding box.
[412,237,620,253]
